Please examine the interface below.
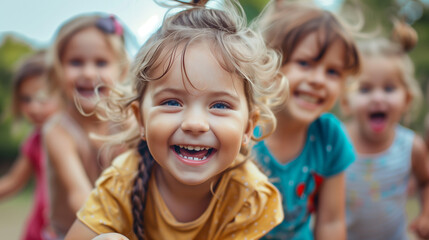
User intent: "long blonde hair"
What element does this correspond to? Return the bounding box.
[105,0,287,150]
[102,1,287,239]
[257,0,361,75]
[47,14,129,102]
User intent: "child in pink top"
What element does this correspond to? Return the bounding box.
[0,51,60,240]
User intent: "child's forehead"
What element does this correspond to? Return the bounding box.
[292,32,346,66]
[289,28,359,73]
[362,55,399,74]
[146,42,244,95]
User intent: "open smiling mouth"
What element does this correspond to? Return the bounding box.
[294,92,323,105]
[76,85,108,98]
[368,111,387,132]
[172,145,216,162]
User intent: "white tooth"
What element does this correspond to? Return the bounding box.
[203,156,207,160]
[299,94,318,103]
[179,145,184,148]
[194,146,201,151]
[187,146,194,150]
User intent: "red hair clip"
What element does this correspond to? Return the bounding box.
[110,15,123,36]
[96,15,123,36]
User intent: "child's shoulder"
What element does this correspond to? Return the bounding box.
[314,113,342,127]
[43,112,78,139]
[309,113,346,139]
[227,158,273,194]
[90,150,139,198]
[110,150,140,173]
[99,150,139,183]
[396,124,415,137]
[43,112,78,149]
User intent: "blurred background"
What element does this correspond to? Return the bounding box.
[0,0,428,238]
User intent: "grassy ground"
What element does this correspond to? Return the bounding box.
[0,188,32,239]
[407,196,420,240]
[0,190,423,239]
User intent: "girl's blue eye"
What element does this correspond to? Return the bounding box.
[20,96,32,104]
[96,60,108,67]
[162,99,181,107]
[327,68,340,77]
[69,59,83,66]
[297,60,309,67]
[359,86,370,94]
[211,102,229,109]
[384,85,396,93]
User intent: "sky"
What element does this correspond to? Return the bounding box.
[0,0,348,53]
[0,0,167,50]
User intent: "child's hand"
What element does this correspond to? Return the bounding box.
[92,233,129,240]
[410,214,429,239]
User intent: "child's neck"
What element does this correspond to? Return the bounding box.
[266,114,309,164]
[346,120,396,154]
[155,166,215,222]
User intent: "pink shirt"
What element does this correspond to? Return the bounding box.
[21,129,48,240]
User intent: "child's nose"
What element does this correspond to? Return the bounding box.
[371,89,385,102]
[181,108,210,134]
[308,67,325,87]
[27,100,43,115]
[82,64,98,79]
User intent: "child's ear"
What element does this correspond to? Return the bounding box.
[403,91,413,114]
[131,101,145,140]
[243,108,260,146]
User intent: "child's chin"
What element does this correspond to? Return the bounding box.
[75,97,98,112]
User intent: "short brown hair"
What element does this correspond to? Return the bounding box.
[258,0,360,75]
[11,50,47,118]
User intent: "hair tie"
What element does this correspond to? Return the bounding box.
[96,15,123,36]
[110,15,124,36]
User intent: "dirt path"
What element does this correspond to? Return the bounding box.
[0,190,32,239]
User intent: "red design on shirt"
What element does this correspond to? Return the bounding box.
[307,172,324,213]
[296,183,305,198]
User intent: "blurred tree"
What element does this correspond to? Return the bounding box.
[0,35,34,163]
[239,0,269,21]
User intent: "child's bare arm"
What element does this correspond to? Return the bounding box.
[409,135,429,239]
[65,220,129,240]
[0,155,32,199]
[314,173,346,240]
[92,233,130,240]
[65,220,98,240]
[45,125,93,212]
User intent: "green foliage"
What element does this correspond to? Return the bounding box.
[0,35,34,161]
[239,0,269,21]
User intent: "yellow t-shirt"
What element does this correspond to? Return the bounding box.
[77,150,283,240]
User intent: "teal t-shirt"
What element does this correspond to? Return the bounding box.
[253,113,356,240]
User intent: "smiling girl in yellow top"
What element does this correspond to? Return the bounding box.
[65,0,286,240]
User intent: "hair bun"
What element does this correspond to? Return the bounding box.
[192,0,209,6]
[392,20,418,52]
[171,0,209,7]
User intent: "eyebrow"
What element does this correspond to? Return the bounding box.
[152,87,241,102]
